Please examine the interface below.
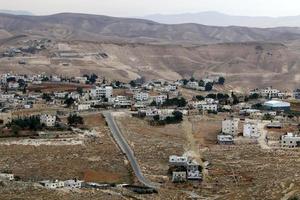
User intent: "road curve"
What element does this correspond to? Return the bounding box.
[103,112,160,189]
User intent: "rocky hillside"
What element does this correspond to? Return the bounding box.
[1,13,300,44]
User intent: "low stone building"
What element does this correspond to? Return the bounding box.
[0,173,14,181]
[172,171,187,183]
[281,133,300,148]
[217,135,234,145]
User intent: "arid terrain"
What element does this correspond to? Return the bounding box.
[0,13,300,90]
[1,36,300,89]
[115,112,300,199]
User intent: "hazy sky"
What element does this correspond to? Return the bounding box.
[1,0,300,17]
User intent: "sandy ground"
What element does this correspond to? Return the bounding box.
[116,112,300,199]
[0,113,132,185]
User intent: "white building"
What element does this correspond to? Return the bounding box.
[186,160,201,180]
[192,101,218,112]
[142,108,160,117]
[165,84,177,92]
[40,114,56,127]
[0,173,14,181]
[222,118,240,136]
[51,76,61,82]
[52,76,61,82]
[40,180,64,189]
[134,92,149,101]
[281,133,300,148]
[217,135,234,145]
[243,122,261,138]
[172,171,187,183]
[74,76,88,84]
[77,104,91,111]
[54,92,68,99]
[186,81,199,89]
[113,96,131,107]
[250,87,281,98]
[203,78,214,85]
[90,86,113,99]
[68,92,80,100]
[8,82,19,89]
[202,104,218,112]
[154,95,167,104]
[0,93,15,100]
[169,155,188,166]
[64,179,84,188]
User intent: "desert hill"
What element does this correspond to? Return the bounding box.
[1,13,300,44]
[0,13,300,89]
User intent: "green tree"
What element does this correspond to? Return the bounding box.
[173,111,183,122]
[150,101,157,107]
[90,74,98,84]
[64,97,75,107]
[218,77,225,85]
[76,87,83,95]
[198,80,205,87]
[42,93,52,102]
[249,93,259,100]
[206,93,217,99]
[181,79,188,85]
[68,114,84,127]
[11,125,20,136]
[129,80,136,87]
[195,95,205,101]
[153,115,160,121]
[205,82,213,91]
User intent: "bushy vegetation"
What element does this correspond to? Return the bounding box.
[195,95,205,101]
[205,82,213,91]
[42,93,52,102]
[83,73,98,84]
[218,77,225,85]
[248,93,260,100]
[64,97,75,107]
[7,116,44,134]
[67,114,84,127]
[151,111,183,125]
[162,97,187,107]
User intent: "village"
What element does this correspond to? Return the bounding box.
[0,71,300,198]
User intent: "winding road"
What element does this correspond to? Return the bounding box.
[103,112,159,189]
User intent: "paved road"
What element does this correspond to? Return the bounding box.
[103,112,159,189]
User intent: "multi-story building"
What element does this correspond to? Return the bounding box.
[222,118,240,136]
[250,87,282,98]
[77,104,91,111]
[281,133,300,148]
[40,114,56,127]
[172,171,187,183]
[113,96,131,107]
[186,81,199,89]
[243,122,261,138]
[8,82,19,89]
[90,86,113,99]
[134,92,149,101]
[186,160,201,180]
[154,95,167,105]
[293,89,300,99]
[201,104,218,112]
